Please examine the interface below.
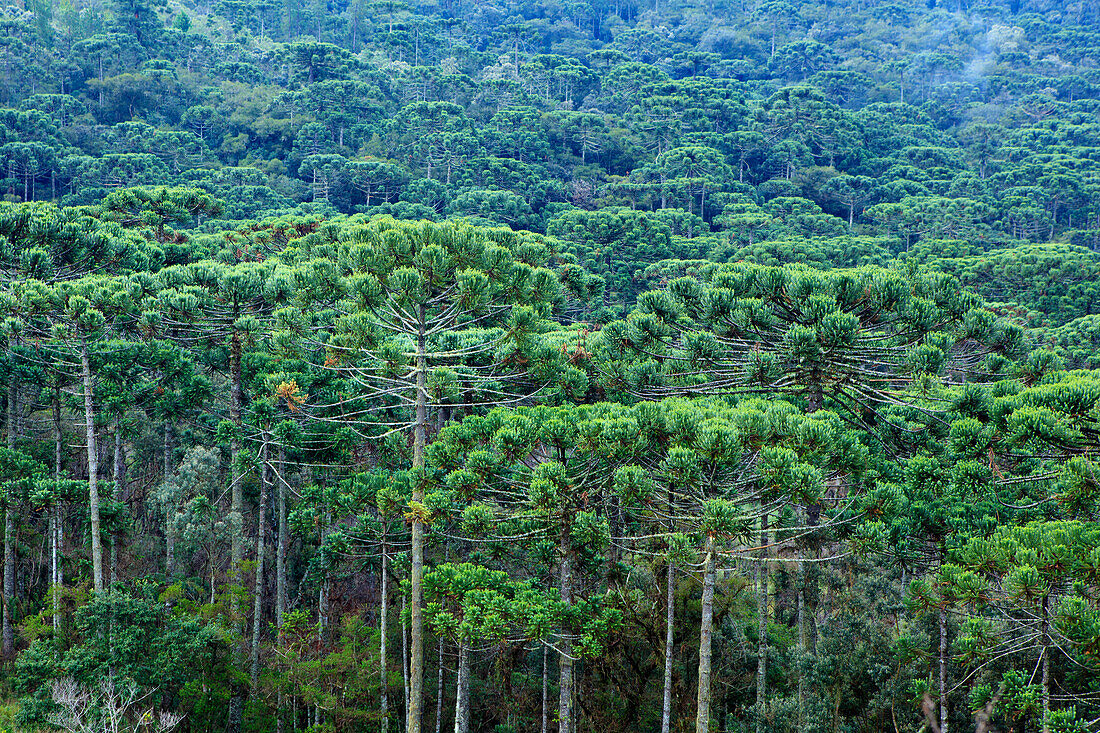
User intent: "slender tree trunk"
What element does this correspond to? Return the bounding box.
[2,500,12,661]
[661,558,675,733]
[402,594,410,726]
[558,526,575,733]
[381,534,390,733]
[1041,594,1050,733]
[3,374,15,659]
[435,638,445,733]
[165,520,175,576]
[226,323,245,733]
[110,420,124,585]
[319,530,330,642]
[541,644,549,733]
[409,309,429,733]
[454,642,470,733]
[276,444,287,630]
[939,606,948,733]
[229,328,244,578]
[695,534,716,733]
[81,341,104,593]
[52,387,62,637]
[797,574,806,730]
[250,435,270,692]
[756,513,768,733]
[163,423,173,479]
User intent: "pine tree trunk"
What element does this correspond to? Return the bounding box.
[52,387,62,636]
[454,642,470,733]
[381,534,390,733]
[1041,594,1050,733]
[229,328,244,580]
[250,435,270,692]
[409,308,429,733]
[166,520,175,576]
[756,513,768,733]
[2,501,13,660]
[435,639,444,733]
[402,594,410,725]
[558,525,575,733]
[276,443,287,630]
[541,644,549,733]
[81,340,104,593]
[110,420,124,584]
[163,422,173,480]
[939,606,948,733]
[164,422,175,575]
[661,558,675,733]
[797,579,805,730]
[695,534,716,733]
[226,322,245,733]
[3,374,15,659]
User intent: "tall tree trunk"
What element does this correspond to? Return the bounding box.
[276,443,287,627]
[250,435,270,692]
[756,513,768,733]
[226,323,245,733]
[110,419,124,584]
[2,500,12,661]
[165,423,175,576]
[381,533,390,733]
[937,540,949,733]
[541,644,549,733]
[558,525,575,733]
[409,307,429,733]
[52,386,62,637]
[402,594,410,726]
[661,558,675,733]
[229,328,244,580]
[695,534,716,733]
[3,373,15,659]
[81,340,104,593]
[435,639,444,733]
[1041,594,1050,733]
[454,642,470,733]
[797,573,806,730]
[939,606,948,733]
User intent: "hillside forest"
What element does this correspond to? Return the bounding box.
[1,0,1100,731]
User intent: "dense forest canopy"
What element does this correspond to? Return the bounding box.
[0,0,1100,731]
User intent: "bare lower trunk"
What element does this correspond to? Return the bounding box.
[756,513,768,733]
[402,594,410,725]
[661,560,675,733]
[541,645,548,733]
[229,329,244,582]
[435,639,444,733]
[409,310,429,733]
[937,605,949,733]
[797,576,806,730]
[1041,595,1050,733]
[3,374,13,659]
[111,421,124,584]
[165,522,175,576]
[695,535,716,733]
[81,341,103,593]
[250,435,270,692]
[52,388,62,636]
[558,527,575,733]
[276,444,287,630]
[165,423,175,575]
[454,642,470,733]
[381,537,390,733]
[2,499,13,659]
